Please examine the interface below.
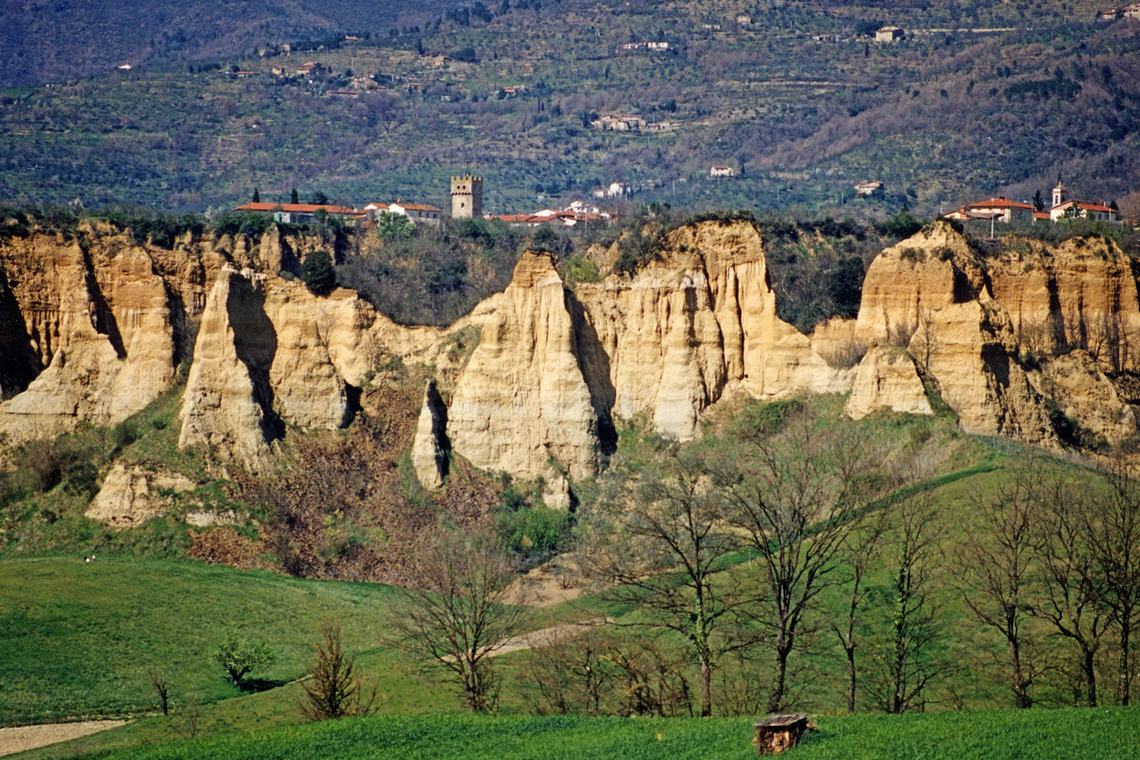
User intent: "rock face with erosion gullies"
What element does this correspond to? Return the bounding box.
[0,232,177,441]
[853,222,1053,443]
[411,380,450,490]
[6,218,1140,503]
[425,220,852,492]
[178,269,390,470]
[1035,350,1137,447]
[446,252,601,485]
[573,220,849,441]
[845,346,933,420]
[986,236,1140,372]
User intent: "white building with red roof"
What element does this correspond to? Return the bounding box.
[232,202,360,224]
[1047,182,1119,223]
[364,201,443,226]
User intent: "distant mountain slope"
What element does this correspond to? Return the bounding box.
[0,0,1135,214]
[0,0,460,87]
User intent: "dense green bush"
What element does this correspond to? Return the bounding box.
[302,250,337,296]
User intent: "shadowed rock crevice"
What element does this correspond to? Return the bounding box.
[227,274,282,442]
[0,268,40,395]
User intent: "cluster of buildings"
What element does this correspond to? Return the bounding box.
[590,114,680,132]
[232,176,614,229]
[944,182,1120,225]
[1097,4,1140,20]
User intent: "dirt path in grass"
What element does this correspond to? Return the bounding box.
[0,720,128,757]
[489,618,611,658]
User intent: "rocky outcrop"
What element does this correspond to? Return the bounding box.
[854,222,1054,444]
[86,463,198,529]
[5,217,1140,497]
[574,221,849,441]
[447,252,601,483]
[178,269,279,472]
[411,380,449,490]
[845,346,932,420]
[178,269,391,470]
[986,236,1140,372]
[0,234,176,441]
[1036,350,1137,446]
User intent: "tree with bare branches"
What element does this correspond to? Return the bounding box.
[719,412,884,713]
[955,465,1043,708]
[583,444,757,717]
[1031,472,1112,707]
[1082,459,1140,705]
[388,526,527,712]
[833,505,891,713]
[865,490,947,714]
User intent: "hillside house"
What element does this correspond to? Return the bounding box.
[591,181,630,199]
[592,114,646,131]
[1050,200,1118,222]
[854,181,884,197]
[876,26,905,42]
[710,165,736,178]
[295,61,326,77]
[365,201,443,226]
[488,204,612,228]
[961,197,1036,223]
[1047,182,1119,223]
[233,202,360,224]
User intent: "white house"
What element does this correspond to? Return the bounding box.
[365,201,443,226]
[710,165,736,178]
[960,197,1036,224]
[1047,182,1119,223]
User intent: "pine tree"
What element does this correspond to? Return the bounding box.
[290,188,299,204]
[252,187,261,203]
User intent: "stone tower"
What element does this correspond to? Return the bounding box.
[451,176,483,219]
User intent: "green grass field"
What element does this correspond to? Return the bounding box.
[0,556,456,726]
[37,707,1140,760]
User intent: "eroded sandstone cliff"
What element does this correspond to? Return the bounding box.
[3,217,1139,510]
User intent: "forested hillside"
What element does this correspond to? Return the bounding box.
[1,0,1137,216]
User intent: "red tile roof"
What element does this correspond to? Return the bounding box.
[233,202,359,215]
[394,203,442,212]
[965,197,1035,210]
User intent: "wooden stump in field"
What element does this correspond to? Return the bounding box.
[753,714,811,754]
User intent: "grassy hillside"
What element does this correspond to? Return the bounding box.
[0,556,447,725]
[1,0,1136,216]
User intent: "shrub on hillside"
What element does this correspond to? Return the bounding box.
[302,250,337,296]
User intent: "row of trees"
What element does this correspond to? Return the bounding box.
[380,407,1140,719]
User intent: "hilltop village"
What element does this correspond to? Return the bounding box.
[234,176,617,229]
[233,176,1127,233]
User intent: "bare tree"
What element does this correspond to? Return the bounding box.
[388,526,527,712]
[300,620,378,720]
[833,505,891,713]
[1082,459,1140,705]
[865,490,946,714]
[147,667,173,716]
[524,625,615,716]
[583,444,756,717]
[1030,472,1111,707]
[721,413,884,713]
[909,304,941,376]
[955,465,1043,708]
